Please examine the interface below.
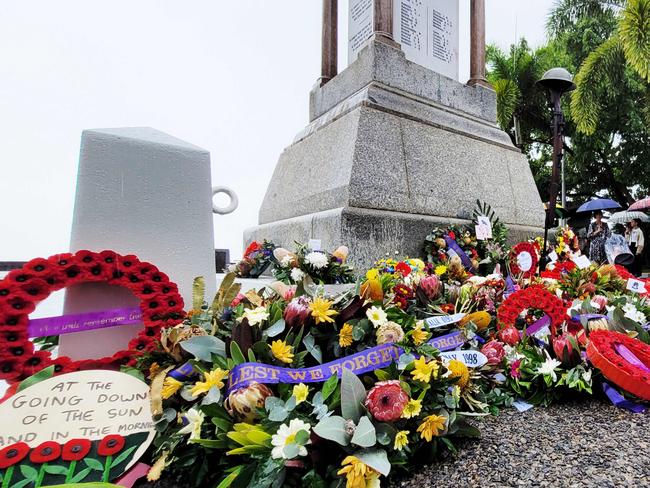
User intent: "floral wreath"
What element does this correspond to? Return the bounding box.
[0,250,184,382]
[508,242,539,278]
[587,330,650,400]
[497,285,566,337]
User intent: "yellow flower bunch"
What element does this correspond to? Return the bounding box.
[309,297,338,324]
[417,414,447,442]
[411,356,439,383]
[339,323,354,347]
[337,456,381,488]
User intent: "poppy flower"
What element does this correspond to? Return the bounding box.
[47,253,74,269]
[0,442,30,468]
[24,258,52,277]
[128,335,156,353]
[99,250,118,264]
[19,278,50,302]
[62,439,92,461]
[0,326,28,344]
[0,357,24,381]
[149,271,170,284]
[364,380,409,422]
[7,340,34,358]
[3,294,36,315]
[30,441,62,463]
[5,269,35,285]
[97,435,125,456]
[75,250,98,266]
[22,351,52,376]
[0,313,29,328]
[116,255,141,272]
[51,357,75,374]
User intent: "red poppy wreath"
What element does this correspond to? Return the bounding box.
[509,242,539,278]
[497,285,567,337]
[587,330,650,400]
[0,250,184,382]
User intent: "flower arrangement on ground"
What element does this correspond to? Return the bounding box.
[271,243,355,285]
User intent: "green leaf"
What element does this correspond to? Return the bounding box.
[341,368,366,423]
[69,466,93,483]
[180,335,226,361]
[84,457,105,471]
[18,365,55,392]
[321,374,338,402]
[355,449,391,476]
[230,341,247,365]
[351,416,377,448]
[44,464,69,475]
[313,415,351,446]
[110,444,138,468]
[19,465,39,480]
[265,319,286,338]
[302,334,323,364]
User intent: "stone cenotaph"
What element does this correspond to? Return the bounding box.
[245,0,544,269]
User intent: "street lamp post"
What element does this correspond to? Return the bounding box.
[536,68,576,271]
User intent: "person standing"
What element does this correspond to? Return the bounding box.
[587,210,610,264]
[627,218,645,276]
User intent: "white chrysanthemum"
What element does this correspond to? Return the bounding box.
[536,352,562,382]
[366,306,388,328]
[305,251,329,269]
[238,306,269,326]
[280,255,294,267]
[178,408,205,442]
[271,419,311,459]
[290,268,306,282]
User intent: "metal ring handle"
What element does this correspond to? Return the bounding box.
[212,186,238,215]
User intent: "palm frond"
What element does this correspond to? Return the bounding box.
[619,0,650,81]
[493,79,521,130]
[547,0,624,37]
[571,35,625,134]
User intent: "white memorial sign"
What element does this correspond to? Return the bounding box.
[348,0,460,80]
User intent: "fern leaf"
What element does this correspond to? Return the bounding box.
[620,0,650,81]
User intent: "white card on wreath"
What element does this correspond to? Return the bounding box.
[627,278,647,294]
[572,255,591,269]
[477,216,492,238]
[308,239,322,251]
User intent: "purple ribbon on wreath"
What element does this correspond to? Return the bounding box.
[443,235,475,273]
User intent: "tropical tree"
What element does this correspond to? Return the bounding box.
[547,0,650,134]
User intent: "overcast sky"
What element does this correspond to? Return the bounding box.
[0,0,554,266]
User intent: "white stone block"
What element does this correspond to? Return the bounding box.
[60,127,216,360]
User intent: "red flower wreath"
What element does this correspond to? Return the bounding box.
[587,330,650,400]
[497,285,567,337]
[509,242,539,278]
[0,250,184,382]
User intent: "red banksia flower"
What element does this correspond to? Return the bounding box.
[62,439,92,461]
[0,442,30,468]
[30,441,61,464]
[365,380,409,422]
[97,435,125,456]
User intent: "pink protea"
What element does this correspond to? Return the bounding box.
[418,275,442,300]
[283,296,312,328]
[230,293,246,308]
[481,340,505,365]
[364,380,409,422]
[498,326,520,346]
[591,295,608,311]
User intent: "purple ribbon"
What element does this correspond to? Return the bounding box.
[602,382,647,413]
[526,315,551,336]
[444,235,475,272]
[571,313,608,322]
[615,343,650,373]
[227,330,466,393]
[504,276,516,298]
[27,307,142,338]
[168,362,198,381]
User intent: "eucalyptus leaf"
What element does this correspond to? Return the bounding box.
[303,334,323,364]
[202,386,222,405]
[265,319,286,338]
[268,406,289,422]
[321,374,338,402]
[265,396,284,412]
[313,415,351,446]
[341,368,366,423]
[355,449,391,476]
[180,335,226,361]
[397,353,416,371]
[351,416,376,448]
[282,443,300,460]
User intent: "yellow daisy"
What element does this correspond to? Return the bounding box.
[190,368,229,397]
[394,430,409,451]
[434,265,447,276]
[339,323,354,348]
[161,376,183,399]
[293,383,309,404]
[417,414,447,442]
[270,340,294,364]
[410,356,438,383]
[309,297,339,324]
[337,456,379,488]
[411,323,429,346]
[400,398,422,419]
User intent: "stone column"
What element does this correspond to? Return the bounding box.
[373,0,394,42]
[320,0,338,86]
[467,0,491,88]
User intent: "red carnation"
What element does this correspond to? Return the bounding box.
[448,231,456,240]
[498,326,520,346]
[244,241,261,258]
[62,439,92,461]
[364,380,409,422]
[29,441,61,464]
[396,262,412,277]
[0,442,30,469]
[0,357,24,381]
[97,435,125,456]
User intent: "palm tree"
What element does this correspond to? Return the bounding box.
[547,0,650,134]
